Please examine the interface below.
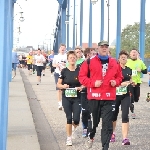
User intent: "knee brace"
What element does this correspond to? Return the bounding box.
[67,119,72,124]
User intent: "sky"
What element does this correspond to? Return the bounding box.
[13,0,150,49]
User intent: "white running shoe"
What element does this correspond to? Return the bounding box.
[85,138,94,149]
[12,76,15,79]
[58,101,62,110]
[131,113,136,119]
[58,105,62,110]
[82,129,87,138]
[66,137,72,146]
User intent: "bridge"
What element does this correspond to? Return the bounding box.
[0,0,147,149]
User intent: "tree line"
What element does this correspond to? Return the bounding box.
[110,22,150,58]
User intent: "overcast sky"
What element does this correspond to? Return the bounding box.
[13,0,150,49]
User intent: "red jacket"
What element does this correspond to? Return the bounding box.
[78,56,123,100]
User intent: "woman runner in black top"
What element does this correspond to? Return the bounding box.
[57,51,82,146]
[111,50,132,145]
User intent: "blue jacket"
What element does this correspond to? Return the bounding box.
[12,51,18,63]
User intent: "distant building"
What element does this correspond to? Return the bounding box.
[26,46,34,51]
[82,43,98,49]
[16,46,35,53]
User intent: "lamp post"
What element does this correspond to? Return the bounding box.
[106,0,110,44]
[65,20,69,50]
[19,12,25,22]
[89,0,98,47]
[66,0,70,51]
[73,0,76,49]
[80,0,83,47]
[75,23,77,46]
[51,31,54,50]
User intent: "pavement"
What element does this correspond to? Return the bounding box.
[7,69,40,150]
[7,69,150,150]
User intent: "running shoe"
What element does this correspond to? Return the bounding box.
[66,137,72,146]
[122,138,130,145]
[146,92,150,102]
[85,138,94,149]
[37,82,40,85]
[110,133,115,142]
[12,76,15,79]
[58,101,62,110]
[82,129,87,138]
[58,105,62,110]
[131,113,136,119]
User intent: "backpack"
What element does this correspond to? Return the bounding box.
[87,58,90,78]
[77,58,90,77]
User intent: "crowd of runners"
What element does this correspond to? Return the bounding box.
[12,41,149,150]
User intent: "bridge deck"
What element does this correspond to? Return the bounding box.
[7,68,150,150]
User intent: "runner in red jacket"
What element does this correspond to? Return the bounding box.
[78,40,123,150]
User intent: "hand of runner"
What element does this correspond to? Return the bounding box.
[131,82,136,87]
[75,87,83,92]
[95,80,103,87]
[110,80,116,87]
[56,63,60,68]
[121,81,130,87]
[136,68,141,72]
[63,84,69,89]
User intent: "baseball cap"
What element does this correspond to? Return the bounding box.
[98,40,109,46]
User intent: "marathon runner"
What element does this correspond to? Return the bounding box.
[57,51,82,146]
[126,49,147,119]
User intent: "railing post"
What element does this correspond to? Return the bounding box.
[139,0,146,61]
[88,1,92,47]
[100,0,104,41]
[61,8,66,44]
[80,0,83,47]
[116,0,121,59]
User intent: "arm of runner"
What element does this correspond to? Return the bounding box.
[52,55,59,68]
[121,81,130,87]
[57,69,69,89]
[141,61,147,74]
[75,86,83,92]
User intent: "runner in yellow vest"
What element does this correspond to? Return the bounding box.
[26,51,33,75]
[126,49,147,119]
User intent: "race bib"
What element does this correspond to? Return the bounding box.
[116,87,127,95]
[132,70,137,76]
[65,88,77,97]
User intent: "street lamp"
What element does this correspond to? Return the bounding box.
[50,30,55,51]
[91,0,98,5]
[19,12,25,22]
[106,0,110,44]
[18,27,22,34]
